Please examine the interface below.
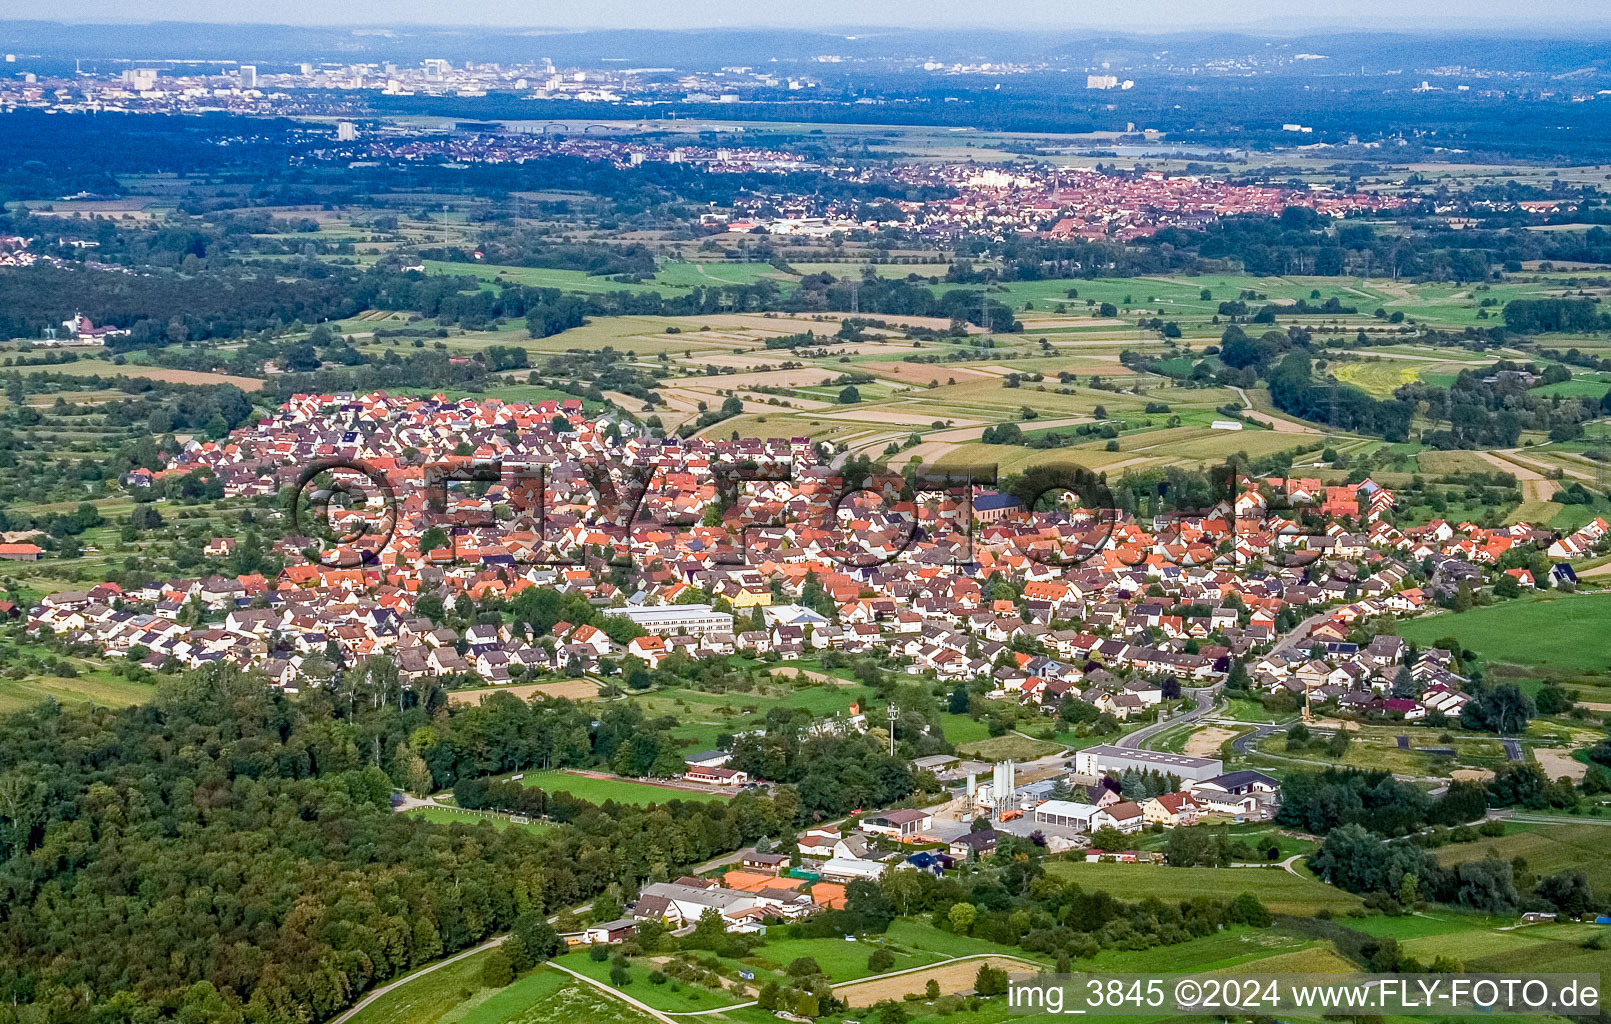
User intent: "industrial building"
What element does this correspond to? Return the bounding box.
[602,603,734,636]
[1072,745,1223,783]
[964,759,1021,817]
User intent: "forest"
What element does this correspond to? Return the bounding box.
[0,663,797,1024]
[1265,350,1415,442]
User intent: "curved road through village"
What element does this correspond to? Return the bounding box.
[1117,685,1218,750]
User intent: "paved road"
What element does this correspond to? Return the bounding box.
[1225,853,1306,878]
[1230,723,1287,755]
[1117,686,1217,750]
[1269,610,1342,660]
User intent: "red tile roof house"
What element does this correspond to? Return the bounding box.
[1143,792,1202,827]
[741,851,791,874]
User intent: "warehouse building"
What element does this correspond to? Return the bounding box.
[1072,744,1223,783]
[1032,799,1101,831]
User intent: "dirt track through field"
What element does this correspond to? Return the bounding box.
[901,416,1094,466]
[1475,451,1558,502]
[1506,450,1598,483]
[1240,409,1321,434]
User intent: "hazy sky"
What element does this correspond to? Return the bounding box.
[31,0,1611,30]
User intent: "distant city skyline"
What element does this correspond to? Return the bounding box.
[22,0,1611,31]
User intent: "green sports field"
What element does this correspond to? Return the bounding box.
[517,770,729,805]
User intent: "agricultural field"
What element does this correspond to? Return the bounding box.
[652,261,790,290]
[1434,822,1611,891]
[1395,593,1611,678]
[10,358,267,392]
[625,676,868,751]
[1344,907,1611,976]
[447,679,601,705]
[1043,861,1363,916]
[0,666,155,714]
[418,259,668,295]
[1329,359,1440,397]
[831,955,1032,1006]
[705,359,1325,479]
[1080,925,1340,974]
[362,261,1611,490]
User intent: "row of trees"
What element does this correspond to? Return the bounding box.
[1310,823,1603,918]
[1276,765,1587,839]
